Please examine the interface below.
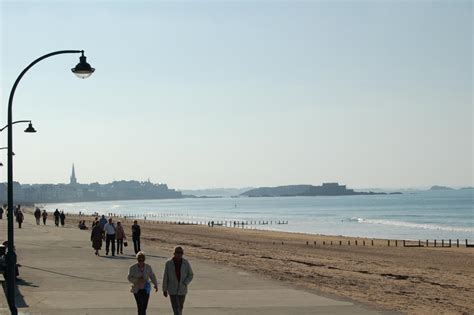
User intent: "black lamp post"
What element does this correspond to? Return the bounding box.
[0,120,37,133]
[0,121,36,167]
[6,50,94,314]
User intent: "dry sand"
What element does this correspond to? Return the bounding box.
[68,214,474,314]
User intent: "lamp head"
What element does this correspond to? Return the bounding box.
[71,51,95,79]
[24,122,36,133]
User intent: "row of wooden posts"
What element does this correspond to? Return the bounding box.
[68,212,473,248]
[105,213,289,226]
[300,239,474,248]
[71,212,289,227]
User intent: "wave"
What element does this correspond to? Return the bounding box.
[357,218,474,233]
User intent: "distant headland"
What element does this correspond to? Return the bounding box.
[429,185,455,191]
[240,183,400,197]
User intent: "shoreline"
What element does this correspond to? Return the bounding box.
[38,206,474,242]
[45,209,474,314]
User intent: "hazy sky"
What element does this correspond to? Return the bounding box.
[0,0,472,189]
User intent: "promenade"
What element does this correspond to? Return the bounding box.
[0,214,391,314]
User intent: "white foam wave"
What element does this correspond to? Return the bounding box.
[357,218,474,233]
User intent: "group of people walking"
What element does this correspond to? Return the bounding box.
[89,215,193,314]
[33,208,66,226]
[90,215,141,256]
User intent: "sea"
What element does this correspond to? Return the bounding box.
[44,189,474,241]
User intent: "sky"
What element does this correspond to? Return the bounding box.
[0,0,472,190]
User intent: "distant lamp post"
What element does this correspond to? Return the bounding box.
[0,121,35,164]
[0,120,37,133]
[6,50,94,314]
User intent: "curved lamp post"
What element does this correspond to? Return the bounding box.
[0,120,37,133]
[6,50,94,314]
[0,121,36,165]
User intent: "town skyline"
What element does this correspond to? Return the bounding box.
[1,163,469,192]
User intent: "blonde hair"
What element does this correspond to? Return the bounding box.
[136,251,145,260]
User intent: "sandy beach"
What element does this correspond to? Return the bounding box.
[66,213,474,314]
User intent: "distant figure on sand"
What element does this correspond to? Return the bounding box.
[90,222,103,256]
[54,209,60,227]
[104,218,116,256]
[79,220,88,230]
[34,207,41,225]
[60,211,66,227]
[16,209,24,229]
[128,251,158,315]
[162,246,194,315]
[115,221,126,255]
[132,220,141,254]
[0,206,3,219]
[42,210,48,225]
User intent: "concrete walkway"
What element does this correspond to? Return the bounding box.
[1,214,392,314]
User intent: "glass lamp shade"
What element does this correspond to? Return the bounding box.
[71,55,95,79]
[24,123,36,133]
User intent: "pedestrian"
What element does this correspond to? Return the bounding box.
[132,220,141,254]
[90,221,103,256]
[128,251,158,315]
[42,210,48,225]
[60,211,66,227]
[115,221,126,255]
[54,209,60,227]
[14,205,19,218]
[104,218,116,256]
[0,206,3,220]
[92,216,99,228]
[98,215,108,230]
[162,246,194,315]
[16,209,24,229]
[34,207,41,225]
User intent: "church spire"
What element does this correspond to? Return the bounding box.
[70,163,77,185]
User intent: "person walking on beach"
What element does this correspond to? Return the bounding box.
[54,209,60,227]
[60,211,66,227]
[128,251,158,315]
[91,221,103,256]
[0,206,3,220]
[104,218,116,256]
[34,207,41,225]
[16,209,24,229]
[162,246,194,315]
[42,210,48,225]
[99,215,108,230]
[132,220,141,254]
[115,221,126,255]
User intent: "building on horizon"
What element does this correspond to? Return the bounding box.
[70,163,77,185]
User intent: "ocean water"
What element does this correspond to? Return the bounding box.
[44,189,474,241]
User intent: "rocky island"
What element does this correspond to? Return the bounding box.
[241,183,395,197]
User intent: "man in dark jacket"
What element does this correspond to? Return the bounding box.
[53,209,60,227]
[132,220,141,254]
[34,208,41,225]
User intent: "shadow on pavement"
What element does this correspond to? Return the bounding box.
[16,278,39,288]
[22,265,128,284]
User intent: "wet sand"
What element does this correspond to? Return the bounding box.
[69,214,474,314]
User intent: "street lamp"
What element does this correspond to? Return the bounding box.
[0,120,37,133]
[6,50,94,314]
[0,121,35,167]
